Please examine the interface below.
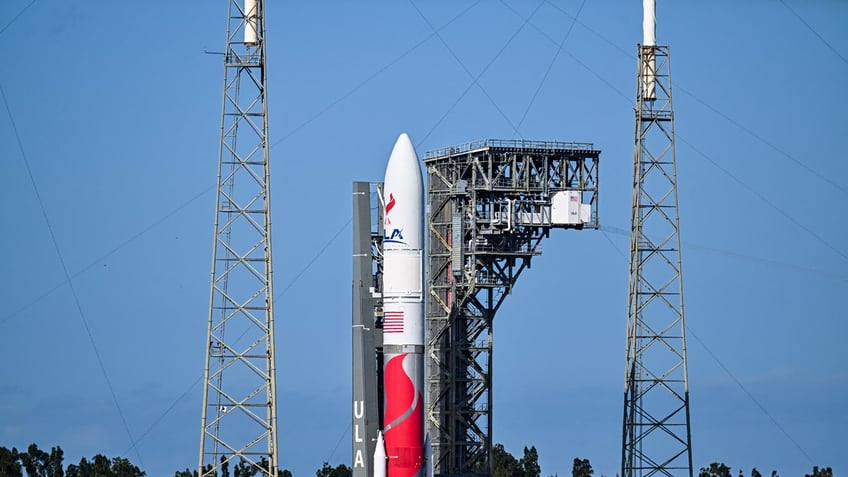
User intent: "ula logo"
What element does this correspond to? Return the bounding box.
[384,228,405,244]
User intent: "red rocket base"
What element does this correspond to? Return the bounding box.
[384,353,424,477]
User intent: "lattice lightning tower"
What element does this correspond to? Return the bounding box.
[199,0,279,475]
[622,2,693,476]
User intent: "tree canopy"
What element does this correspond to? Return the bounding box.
[0,444,145,477]
[0,443,834,477]
[315,461,351,477]
[491,443,543,477]
[700,462,733,477]
[571,458,593,477]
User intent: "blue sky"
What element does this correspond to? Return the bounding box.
[1,1,845,477]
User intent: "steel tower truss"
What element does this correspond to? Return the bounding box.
[199,1,279,476]
[425,140,599,476]
[622,45,693,477]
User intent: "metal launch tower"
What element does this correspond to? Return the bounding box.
[199,0,279,475]
[425,140,599,476]
[621,1,693,476]
[352,140,600,477]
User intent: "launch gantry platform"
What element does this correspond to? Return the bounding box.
[424,139,599,477]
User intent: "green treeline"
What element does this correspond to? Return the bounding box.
[0,443,835,477]
[697,462,834,477]
[0,444,144,477]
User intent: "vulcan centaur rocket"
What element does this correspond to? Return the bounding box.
[374,133,430,477]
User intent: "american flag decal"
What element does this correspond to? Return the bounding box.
[383,310,404,333]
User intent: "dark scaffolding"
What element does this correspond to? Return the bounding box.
[425,140,599,477]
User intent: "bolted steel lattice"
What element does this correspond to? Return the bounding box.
[622,44,693,477]
[199,1,279,476]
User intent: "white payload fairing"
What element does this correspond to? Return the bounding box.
[374,133,428,477]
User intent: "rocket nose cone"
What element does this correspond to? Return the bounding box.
[385,132,422,190]
[390,133,417,163]
[383,132,424,249]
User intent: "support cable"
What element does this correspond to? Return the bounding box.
[600,225,847,282]
[270,1,481,149]
[0,0,38,37]
[408,0,523,138]
[121,374,204,457]
[1,82,144,467]
[325,422,353,465]
[0,185,214,327]
[274,219,351,299]
[777,0,848,67]
[599,225,818,466]
[512,0,587,137]
[675,85,847,196]
[501,3,847,261]
[601,227,815,464]
[415,0,546,146]
[539,1,847,196]
[121,218,353,454]
[675,134,847,262]
[685,327,816,466]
